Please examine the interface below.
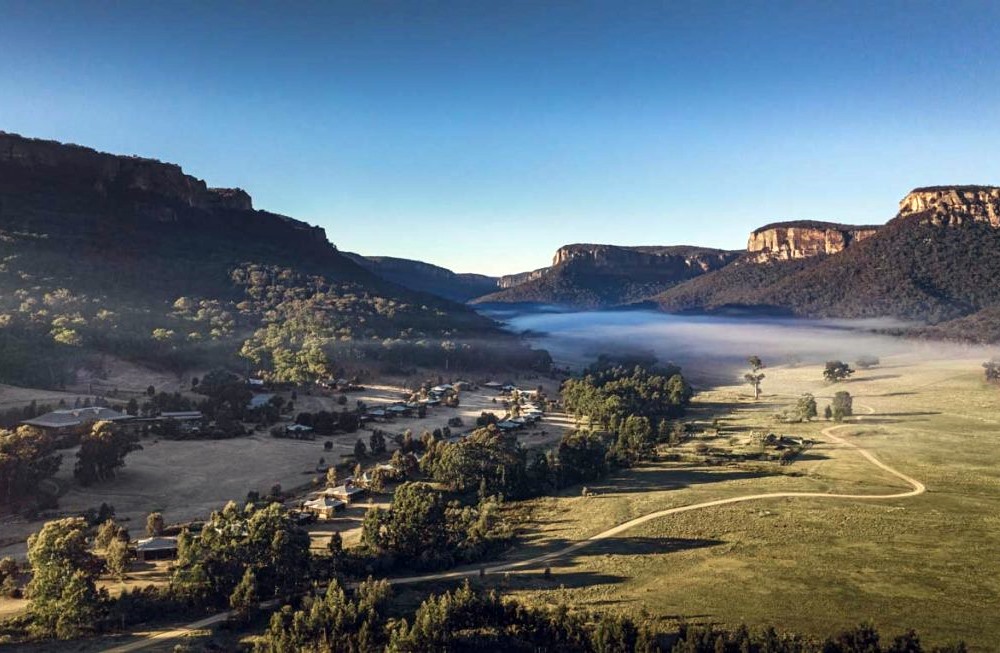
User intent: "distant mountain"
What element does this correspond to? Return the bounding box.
[0,131,540,387]
[656,187,1000,327]
[343,253,498,303]
[473,244,741,308]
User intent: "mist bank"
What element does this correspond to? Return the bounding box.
[480,307,997,386]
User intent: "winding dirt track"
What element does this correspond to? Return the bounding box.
[103,405,924,652]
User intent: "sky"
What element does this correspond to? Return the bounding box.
[2,1,999,276]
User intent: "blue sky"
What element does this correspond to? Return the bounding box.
[2,1,999,275]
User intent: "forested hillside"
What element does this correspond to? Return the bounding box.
[343,252,499,302]
[475,245,739,308]
[657,202,1000,327]
[0,132,546,386]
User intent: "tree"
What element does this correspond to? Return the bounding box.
[74,421,141,485]
[832,391,853,422]
[354,439,367,460]
[325,467,338,488]
[95,519,121,550]
[0,426,62,505]
[328,530,343,556]
[795,394,818,422]
[369,430,386,455]
[823,360,854,383]
[26,518,103,639]
[824,405,833,420]
[983,359,1000,384]
[146,511,165,537]
[743,356,765,400]
[229,567,258,622]
[105,537,131,581]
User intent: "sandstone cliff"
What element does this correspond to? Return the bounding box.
[498,267,550,289]
[746,221,880,262]
[0,131,331,249]
[477,244,740,307]
[898,186,1000,227]
[0,131,252,211]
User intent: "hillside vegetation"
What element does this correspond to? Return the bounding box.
[0,132,546,387]
[657,211,1000,325]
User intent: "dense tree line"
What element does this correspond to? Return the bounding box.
[255,580,967,653]
[171,501,311,607]
[358,482,512,571]
[561,359,692,465]
[562,360,692,430]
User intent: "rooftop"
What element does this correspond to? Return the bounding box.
[22,406,130,429]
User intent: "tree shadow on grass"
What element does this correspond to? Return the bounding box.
[845,374,901,383]
[790,451,831,462]
[571,536,724,559]
[587,468,771,495]
[874,411,941,417]
[690,400,787,415]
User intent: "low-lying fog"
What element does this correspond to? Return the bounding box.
[485,308,995,386]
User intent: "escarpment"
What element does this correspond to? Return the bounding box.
[476,244,740,307]
[0,131,252,212]
[897,186,1000,227]
[746,221,880,262]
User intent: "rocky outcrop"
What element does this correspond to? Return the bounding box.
[551,244,739,272]
[498,268,548,289]
[747,221,880,262]
[0,131,252,212]
[476,244,741,307]
[898,186,1000,227]
[498,245,738,289]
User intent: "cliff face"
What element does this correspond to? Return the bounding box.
[898,186,1000,227]
[550,244,738,271]
[476,244,740,307]
[0,130,334,251]
[498,268,547,289]
[497,245,738,291]
[0,131,252,211]
[747,221,880,262]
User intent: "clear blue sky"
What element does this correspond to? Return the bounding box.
[2,1,999,275]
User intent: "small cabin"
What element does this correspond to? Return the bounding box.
[135,536,178,562]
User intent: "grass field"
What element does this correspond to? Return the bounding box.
[499,355,1000,650]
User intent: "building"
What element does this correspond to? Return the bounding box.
[160,411,203,422]
[135,536,178,561]
[247,393,276,410]
[328,483,367,503]
[385,404,412,417]
[285,423,314,438]
[22,407,131,434]
[302,496,346,519]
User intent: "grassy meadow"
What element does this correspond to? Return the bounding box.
[498,356,1000,649]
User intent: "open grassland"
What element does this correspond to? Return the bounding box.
[502,355,1000,650]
